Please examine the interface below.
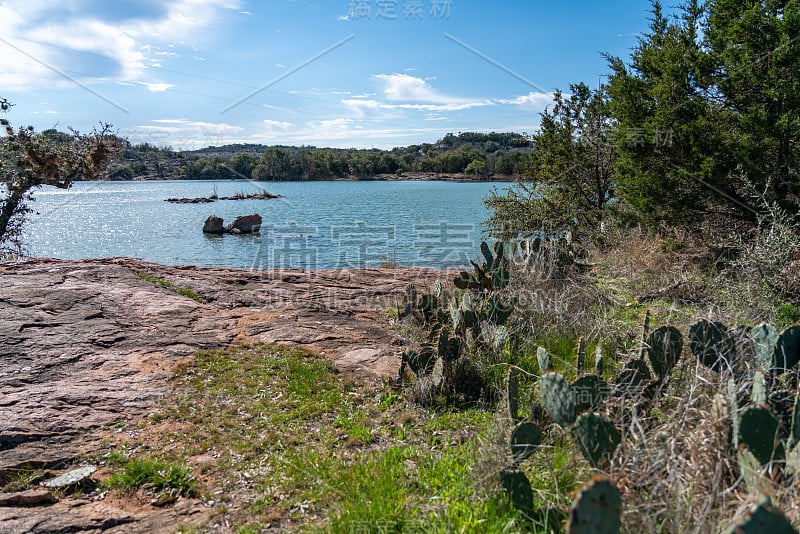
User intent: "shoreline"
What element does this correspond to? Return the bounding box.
[6,255,467,273]
[76,172,521,183]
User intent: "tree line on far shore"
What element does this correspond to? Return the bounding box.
[105,131,532,182]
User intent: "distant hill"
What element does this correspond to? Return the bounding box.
[99,132,533,181]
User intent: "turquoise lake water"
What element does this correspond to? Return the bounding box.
[22,180,512,270]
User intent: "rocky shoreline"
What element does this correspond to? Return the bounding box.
[0,257,445,532]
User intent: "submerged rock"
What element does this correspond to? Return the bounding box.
[225,213,262,234]
[202,215,224,234]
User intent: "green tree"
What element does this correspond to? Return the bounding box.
[705,0,800,215]
[1,99,116,254]
[465,158,487,178]
[606,0,800,226]
[485,83,615,241]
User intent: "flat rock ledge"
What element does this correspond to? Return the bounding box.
[0,257,445,532]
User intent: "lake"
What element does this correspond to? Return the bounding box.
[22,180,512,270]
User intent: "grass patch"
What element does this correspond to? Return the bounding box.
[137,272,207,303]
[101,344,573,532]
[0,467,44,492]
[105,456,196,496]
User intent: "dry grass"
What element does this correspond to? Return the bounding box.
[606,362,739,532]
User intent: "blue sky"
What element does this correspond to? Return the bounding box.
[1,0,660,150]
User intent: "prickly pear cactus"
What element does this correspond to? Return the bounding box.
[430,356,445,388]
[508,366,520,421]
[790,394,800,449]
[752,323,780,373]
[539,372,576,427]
[436,327,463,362]
[510,422,542,463]
[492,267,510,290]
[737,449,770,495]
[647,325,683,379]
[402,283,417,317]
[728,378,740,449]
[637,310,651,361]
[571,375,609,413]
[537,346,552,374]
[576,337,586,375]
[566,477,622,534]
[739,406,785,466]
[595,344,604,377]
[483,294,514,325]
[768,389,795,434]
[614,359,651,397]
[774,326,800,375]
[752,371,768,405]
[723,498,798,534]
[571,413,621,468]
[404,347,437,376]
[689,319,733,372]
[480,241,495,268]
[500,469,534,518]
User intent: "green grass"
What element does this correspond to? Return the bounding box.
[0,467,44,492]
[137,272,206,303]
[100,343,577,532]
[105,456,196,496]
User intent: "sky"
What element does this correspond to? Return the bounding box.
[0,0,662,150]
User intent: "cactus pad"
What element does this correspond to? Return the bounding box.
[576,337,586,375]
[571,413,621,468]
[500,469,533,517]
[572,375,610,413]
[774,326,800,374]
[723,498,797,534]
[537,346,552,374]
[647,325,683,379]
[507,366,520,421]
[739,405,785,466]
[566,477,622,534]
[752,323,780,373]
[689,319,733,372]
[539,372,576,427]
[510,422,543,463]
[595,344,604,377]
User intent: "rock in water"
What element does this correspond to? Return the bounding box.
[225,214,262,234]
[202,215,224,234]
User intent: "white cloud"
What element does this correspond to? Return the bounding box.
[0,0,241,90]
[499,91,555,109]
[125,118,244,149]
[143,82,174,92]
[374,73,466,104]
[263,119,292,130]
[248,117,455,149]
[339,74,495,115]
[341,99,382,110]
